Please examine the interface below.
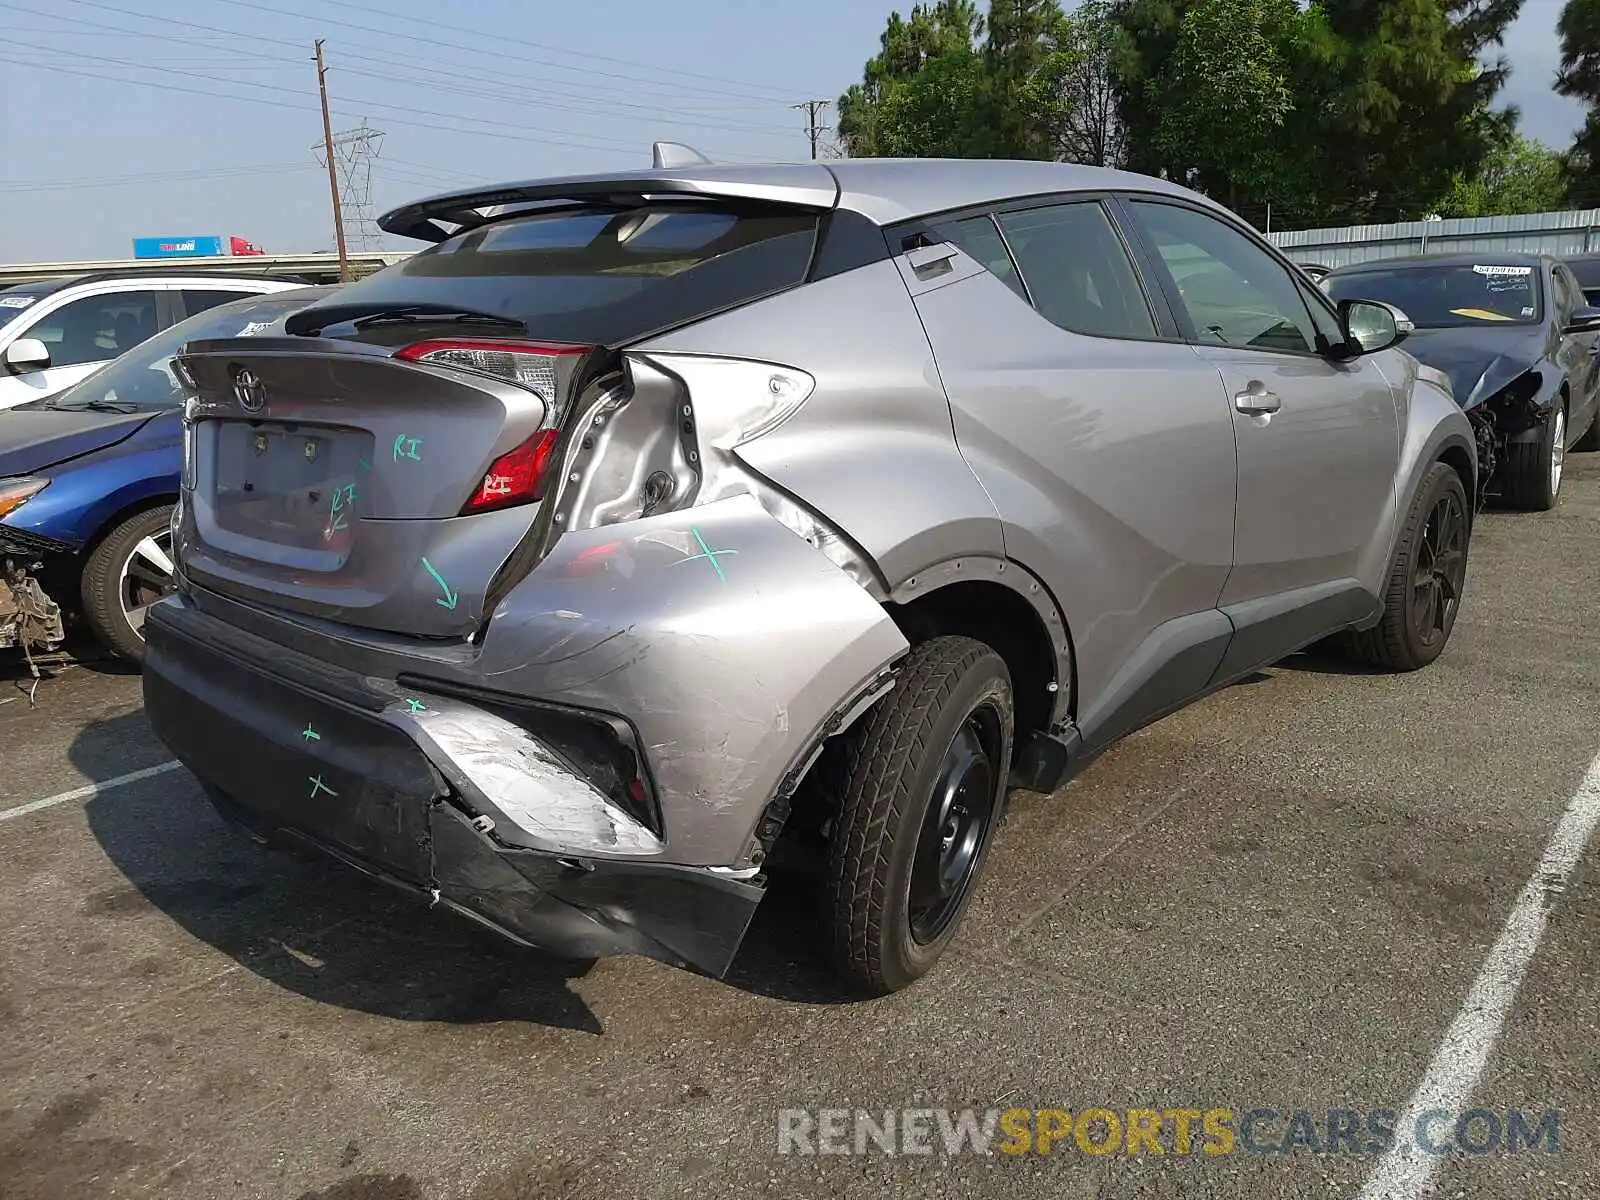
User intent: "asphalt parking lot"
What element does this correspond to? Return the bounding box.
[3,454,1599,1200]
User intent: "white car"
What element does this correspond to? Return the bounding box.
[0,272,303,411]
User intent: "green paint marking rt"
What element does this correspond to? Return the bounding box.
[421,557,459,610]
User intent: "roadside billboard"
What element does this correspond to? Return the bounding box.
[132,235,264,259]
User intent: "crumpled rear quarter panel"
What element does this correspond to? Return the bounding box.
[425,492,910,866]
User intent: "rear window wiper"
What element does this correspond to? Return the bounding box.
[42,398,142,413]
[285,302,526,336]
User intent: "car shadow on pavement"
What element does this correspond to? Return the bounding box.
[75,712,607,1035]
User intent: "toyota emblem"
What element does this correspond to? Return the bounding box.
[233,367,266,412]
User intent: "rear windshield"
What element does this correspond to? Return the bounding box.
[1323,264,1543,328]
[298,203,820,344]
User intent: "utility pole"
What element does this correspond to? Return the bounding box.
[313,39,350,282]
[793,99,831,160]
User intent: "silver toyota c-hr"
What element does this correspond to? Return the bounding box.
[144,154,1475,994]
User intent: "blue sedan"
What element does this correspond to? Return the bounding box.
[0,287,330,661]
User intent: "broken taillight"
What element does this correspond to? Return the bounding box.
[462,429,560,514]
[394,338,588,398]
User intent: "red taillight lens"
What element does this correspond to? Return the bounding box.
[395,338,588,396]
[463,429,560,514]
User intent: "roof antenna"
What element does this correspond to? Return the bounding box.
[652,141,713,169]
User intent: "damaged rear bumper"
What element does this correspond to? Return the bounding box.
[142,600,764,975]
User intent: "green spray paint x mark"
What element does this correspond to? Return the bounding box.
[678,526,738,584]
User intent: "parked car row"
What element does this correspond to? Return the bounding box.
[1321,253,1600,510]
[0,156,1587,996]
[0,273,308,659]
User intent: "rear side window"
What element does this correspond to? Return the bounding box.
[182,289,262,318]
[997,202,1157,339]
[26,290,160,368]
[929,215,1027,301]
[317,203,821,345]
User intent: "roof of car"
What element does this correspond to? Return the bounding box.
[1326,251,1551,274]
[379,158,1207,241]
[0,270,308,298]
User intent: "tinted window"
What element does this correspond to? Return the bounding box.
[44,293,313,412]
[1322,264,1542,329]
[929,214,1027,301]
[25,290,160,368]
[182,289,261,318]
[294,203,819,344]
[1129,201,1317,353]
[0,283,54,333]
[997,202,1157,338]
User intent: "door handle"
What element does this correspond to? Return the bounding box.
[1234,382,1281,415]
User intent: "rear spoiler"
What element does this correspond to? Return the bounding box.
[378,164,840,243]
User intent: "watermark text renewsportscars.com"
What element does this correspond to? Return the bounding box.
[776,1106,1561,1157]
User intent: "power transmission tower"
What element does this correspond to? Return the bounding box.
[314,120,386,256]
[792,99,831,160]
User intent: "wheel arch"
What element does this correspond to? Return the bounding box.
[78,491,177,563]
[880,556,1075,744]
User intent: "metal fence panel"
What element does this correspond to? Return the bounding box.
[1267,210,1600,268]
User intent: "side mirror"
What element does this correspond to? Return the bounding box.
[1338,299,1413,356]
[3,338,51,373]
[1563,306,1600,335]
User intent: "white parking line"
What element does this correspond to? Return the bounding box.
[0,760,185,823]
[1358,748,1600,1199]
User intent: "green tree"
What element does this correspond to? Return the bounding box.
[1151,0,1297,208]
[1109,0,1524,227]
[1557,0,1600,205]
[836,0,1080,160]
[1053,0,1128,165]
[1441,134,1569,215]
[837,1,986,157]
[1312,0,1522,223]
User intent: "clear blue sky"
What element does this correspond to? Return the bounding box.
[0,0,1587,261]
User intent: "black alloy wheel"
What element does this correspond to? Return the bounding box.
[1410,486,1468,651]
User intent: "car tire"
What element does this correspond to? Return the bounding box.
[80,504,177,664]
[1343,462,1469,672]
[824,635,1013,995]
[1501,399,1565,511]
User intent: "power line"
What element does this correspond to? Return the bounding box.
[1,37,771,161]
[2,0,803,112]
[0,162,319,193]
[206,0,807,105]
[310,0,801,100]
